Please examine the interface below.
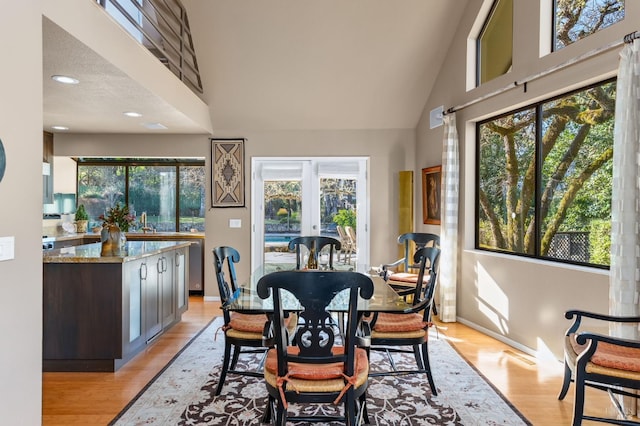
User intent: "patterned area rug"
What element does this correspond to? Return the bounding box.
[111,317,530,425]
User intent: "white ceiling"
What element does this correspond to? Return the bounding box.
[43,1,467,134]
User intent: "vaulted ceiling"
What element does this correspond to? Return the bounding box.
[42,1,467,134]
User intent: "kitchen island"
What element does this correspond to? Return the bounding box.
[43,241,190,372]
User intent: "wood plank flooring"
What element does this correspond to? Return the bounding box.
[42,296,614,425]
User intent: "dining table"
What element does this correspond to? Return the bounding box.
[224,264,413,314]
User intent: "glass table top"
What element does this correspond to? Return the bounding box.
[225,265,411,313]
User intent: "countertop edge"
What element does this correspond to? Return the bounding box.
[43,241,193,264]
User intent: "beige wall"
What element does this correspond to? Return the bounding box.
[416,0,639,358]
[55,129,416,297]
[0,1,44,422]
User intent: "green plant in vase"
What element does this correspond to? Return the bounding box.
[74,204,89,233]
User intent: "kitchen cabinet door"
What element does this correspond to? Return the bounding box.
[144,255,162,342]
[175,248,188,315]
[122,257,145,355]
[160,254,176,328]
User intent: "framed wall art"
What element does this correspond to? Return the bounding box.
[422,165,441,225]
[211,138,245,207]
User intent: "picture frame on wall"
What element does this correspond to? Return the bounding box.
[422,165,442,225]
[211,138,245,208]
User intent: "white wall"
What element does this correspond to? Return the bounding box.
[53,156,77,193]
[0,2,44,423]
[415,0,639,358]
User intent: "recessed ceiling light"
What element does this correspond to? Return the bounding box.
[51,126,69,131]
[123,111,143,118]
[51,75,79,85]
[142,122,168,130]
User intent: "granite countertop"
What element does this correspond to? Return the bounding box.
[46,231,205,242]
[43,240,192,264]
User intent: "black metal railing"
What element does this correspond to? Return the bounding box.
[96,0,203,95]
[548,231,590,264]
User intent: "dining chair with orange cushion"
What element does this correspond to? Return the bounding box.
[257,270,374,425]
[213,246,296,396]
[559,310,640,425]
[381,232,440,298]
[365,246,440,395]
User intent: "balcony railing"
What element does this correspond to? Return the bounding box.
[96,0,203,95]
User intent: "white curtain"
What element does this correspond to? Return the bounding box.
[610,38,640,327]
[439,113,460,322]
[609,37,640,416]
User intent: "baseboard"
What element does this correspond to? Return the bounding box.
[455,316,553,361]
[204,296,220,302]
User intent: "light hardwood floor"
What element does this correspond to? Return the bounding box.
[42,296,614,425]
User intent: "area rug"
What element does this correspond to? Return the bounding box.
[111,317,530,425]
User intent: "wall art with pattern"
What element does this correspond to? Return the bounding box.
[211,138,245,207]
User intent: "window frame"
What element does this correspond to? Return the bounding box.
[476,0,513,87]
[552,0,625,51]
[76,157,205,232]
[475,78,615,270]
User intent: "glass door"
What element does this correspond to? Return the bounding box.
[251,157,368,271]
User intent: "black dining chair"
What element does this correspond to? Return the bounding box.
[212,246,279,395]
[381,233,440,295]
[288,236,341,270]
[366,246,440,395]
[559,310,640,425]
[257,270,374,426]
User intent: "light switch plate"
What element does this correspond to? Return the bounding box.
[229,219,242,228]
[0,236,15,261]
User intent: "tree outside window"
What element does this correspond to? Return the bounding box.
[477,80,615,267]
[554,0,625,50]
[77,159,205,232]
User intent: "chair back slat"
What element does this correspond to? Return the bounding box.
[212,246,241,323]
[412,246,441,320]
[398,233,440,271]
[288,236,341,269]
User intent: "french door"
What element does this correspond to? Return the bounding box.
[251,157,369,271]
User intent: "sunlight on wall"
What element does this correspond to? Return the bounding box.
[476,261,510,334]
[535,337,561,382]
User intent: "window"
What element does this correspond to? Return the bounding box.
[477,0,513,85]
[554,0,625,50]
[77,159,205,232]
[477,79,615,267]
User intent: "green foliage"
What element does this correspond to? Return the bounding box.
[100,203,136,232]
[74,204,88,221]
[333,209,356,228]
[589,220,610,266]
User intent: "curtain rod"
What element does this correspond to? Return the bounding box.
[445,30,639,115]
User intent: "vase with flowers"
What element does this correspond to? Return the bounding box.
[99,203,136,253]
[100,203,136,232]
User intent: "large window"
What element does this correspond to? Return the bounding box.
[554,0,625,50]
[477,0,513,85]
[477,79,615,267]
[77,159,205,232]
